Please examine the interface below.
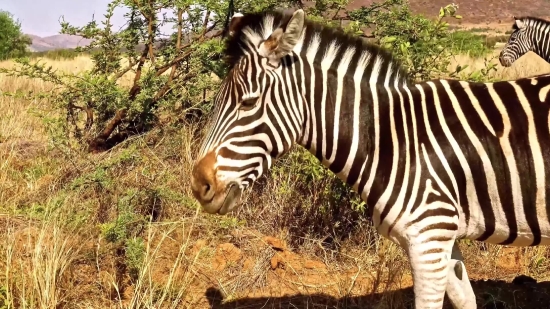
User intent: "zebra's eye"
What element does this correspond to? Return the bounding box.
[239,97,259,110]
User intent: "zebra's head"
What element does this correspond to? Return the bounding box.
[190,10,306,215]
[499,16,533,67]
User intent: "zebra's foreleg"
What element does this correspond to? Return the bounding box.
[404,204,459,309]
[445,242,476,309]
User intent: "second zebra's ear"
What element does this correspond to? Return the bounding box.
[259,9,305,66]
[228,12,245,37]
[514,16,526,29]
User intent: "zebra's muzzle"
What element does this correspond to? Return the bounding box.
[191,179,242,215]
[190,151,243,214]
[499,54,513,67]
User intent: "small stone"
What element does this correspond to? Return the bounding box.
[263,236,286,251]
[304,259,326,270]
[270,255,279,270]
[212,243,242,271]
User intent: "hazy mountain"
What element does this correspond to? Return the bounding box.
[26,34,92,52]
[348,0,550,25]
[25,0,550,53]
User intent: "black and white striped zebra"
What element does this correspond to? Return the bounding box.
[191,9,550,309]
[500,16,550,67]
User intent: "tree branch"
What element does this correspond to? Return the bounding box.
[113,57,139,80]
[128,46,149,100]
[88,109,127,152]
[155,28,222,77]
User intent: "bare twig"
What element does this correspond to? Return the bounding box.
[128,46,150,100]
[67,101,94,134]
[113,58,139,80]
[154,72,197,101]
[155,27,222,77]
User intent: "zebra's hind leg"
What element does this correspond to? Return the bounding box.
[445,242,476,309]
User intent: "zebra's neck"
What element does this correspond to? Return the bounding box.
[533,37,550,62]
[524,18,550,61]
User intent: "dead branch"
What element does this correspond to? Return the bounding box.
[128,46,150,100]
[68,101,94,134]
[84,104,94,131]
[88,109,127,152]
[201,10,211,36]
[99,109,126,141]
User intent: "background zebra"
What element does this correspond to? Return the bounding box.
[500,16,550,67]
[190,9,550,309]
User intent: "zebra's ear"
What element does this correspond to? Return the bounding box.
[259,9,305,64]
[228,12,245,37]
[514,17,526,29]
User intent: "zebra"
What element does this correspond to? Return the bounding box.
[500,16,550,67]
[190,9,550,309]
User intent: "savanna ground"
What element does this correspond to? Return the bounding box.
[2,45,550,309]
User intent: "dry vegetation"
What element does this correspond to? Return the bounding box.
[1,50,550,309]
[449,49,550,80]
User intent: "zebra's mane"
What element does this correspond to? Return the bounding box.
[513,16,550,30]
[224,10,412,85]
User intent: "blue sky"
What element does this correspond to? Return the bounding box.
[1,0,129,37]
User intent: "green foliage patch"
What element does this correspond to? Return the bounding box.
[0,10,31,60]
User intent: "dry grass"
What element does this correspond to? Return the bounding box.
[449,49,550,80]
[1,49,550,309]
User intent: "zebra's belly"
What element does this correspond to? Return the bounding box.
[466,204,550,247]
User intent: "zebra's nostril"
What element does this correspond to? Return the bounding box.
[202,182,214,201]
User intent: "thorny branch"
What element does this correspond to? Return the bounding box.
[87,4,222,152]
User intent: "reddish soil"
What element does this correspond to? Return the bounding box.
[152,228,550,309]
[4,216,550,309]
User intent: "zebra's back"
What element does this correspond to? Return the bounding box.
[391,75,550,247]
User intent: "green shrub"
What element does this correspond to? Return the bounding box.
[449,30,492,58]
[0,10,31,60]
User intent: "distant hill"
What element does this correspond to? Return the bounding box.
[25,0,550,53]
[26,34,92,52]
[347,0,550,26]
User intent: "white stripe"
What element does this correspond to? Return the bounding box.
[340,51,372,179]
[319,40,341,164]
[329,47,355,164]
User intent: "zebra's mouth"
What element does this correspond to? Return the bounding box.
[499,56,513,67]
[216,183,242,215]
